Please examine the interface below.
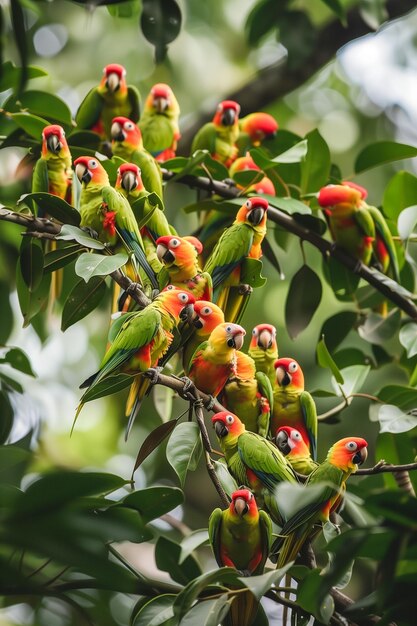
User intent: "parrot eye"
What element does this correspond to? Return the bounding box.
[292,431,302,441]
[166,285,175,290]
[225,325,232,333]
[124,122,135,130]
[178,293,189,302]
[288,362,298,373]
[169,238,181,248]
[245,200,252,209]
[88,159,98,170]
[62,129,65,136]
[202,306,212,315]
[252,328,258,336]
[226,415,234,424]
[346,441,358,451]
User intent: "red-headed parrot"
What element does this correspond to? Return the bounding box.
[191,100,240,167]
[138,83,180,162]
[272,358,318,461]
[237,112,278,156]
[248,323,278,386]
[111,116,163,199]
[75,64,140,141]
[73,156,158,290]
[275,426,318,476]
[229,154,275,195]
[182,299,225,374]
[212,411,297,525]
[273,437,368,568]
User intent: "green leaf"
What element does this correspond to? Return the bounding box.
[155,536,201,586]
[240,258,266,288]
[153,383,174,422]
[320,312,359,353]
[397,205,417,241]
[238,565,293,600]
[16,261,51,327]
[317,336,344,384]
[245,0,283,46]
[0,61,47,92]
[18,91,72,127]
[0,348,35,377]
[10,112,49,138]
[166,422,203,487]
[75,251,128,282]
[300,129,331,194]
[0,446,30,475]
[0,282,14,345]
[321,0,346,22]
[322,257,360,299]
[19,238,44,292]
[275,481,332,521]
[132,594,177,626]
[141,0,182,63]
[334,365,370,397]
[399,322,417,358]
[173,568,240,620]
[358,310,401,345]
[359,0,388,29]
[297,569,335,624]
[355,142,417,174]
[61,277,106,331]
[81,373,133,404]
[285,265,322,339]
[57,224,105,250]
[107,0,141,18]
[179,529,209,565]
[376,432,417,492]
[121,486,184,524]
[251,140,307,169]
[378,385,417,410]
[9,0,28,95]
[43,244,80,273]
[20,192,81,226]
[383,171,417,220]
[0,391,14,444]
[0,372,23,393]
[179,596,231,626]
[213,459,238,498]
[269,196,311,216]
[131,417,181,476]
[373,404,417,434]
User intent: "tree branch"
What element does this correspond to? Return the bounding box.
[355,460,417,476]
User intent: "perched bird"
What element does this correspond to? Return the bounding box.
[188,323,245,397]
[156,234,212,300]
[273,437,368,568]
[138,83,180,162]
[182,300,225,374]
[248,323,278,386]
[229,154,275,195]
[237,112,278,156]
[204,197,269,323]
[75,63,140,141]
[73,156,158,290]
[191,100,241,167]
[111,116,163,200]
[276,426,318,476]
[272,358,318,461]
[212,411,297,525]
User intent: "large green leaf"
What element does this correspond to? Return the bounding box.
[321,0,346,22]
[285,265,322,338]
[378,385,417,410]
[373,404,417,434]
[166,422,203,487]
[178,596,231,626]
[131,417,181,476]
[0,392,13,444]
[300,129,331,194]
[213,460,238,498]
[359,0,388,29]
[155,536,201,586]
[317,336,344,384]
[0,347,35,377]
[75,251,128,282]
[399,322,417,358]
[80,373,133,404]
[121,486,184,524]
[358,310,401,345]
[319,312,359,353]
[376,432,417,492]
[173,568,241,620]
[18,90,72,127]
[355,142,417,174]
[334,365,370,397]
[19,238,44,292]
[245,0,284,46]
[0,61,47,92]
[238,565,292,600]
[397,205,417,241]
[141,0,182,63]
[11,112,49,138]
[57,224,105,249]
[383,171,417,220]
[16,261,51,327]
[132,595,177,626]
[20,192,81,226]
[0,282,14,345]
[179,529,209,565]
[43,244,80,273]
[269,196,311,215]
[297,569,335,624]
[322,257,360,299]
[61,276,106,331]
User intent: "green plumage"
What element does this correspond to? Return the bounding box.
[76,85,140,141]
[113,143,163,200]
[191,122,238,164]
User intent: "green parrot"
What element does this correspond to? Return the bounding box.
[138,83,181,162]
[212,411,298,526]
[75,64,140,141]
[191,100,240,167]
[275,426,318,476]
[111,116,163,200]
[236,112,278,156]
[248,323,278,387]
[182,299,225,374]
[73,156,158,290]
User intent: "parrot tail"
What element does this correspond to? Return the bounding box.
[224,585,259,626]
[125,374,151,440]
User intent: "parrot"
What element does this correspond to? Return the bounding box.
[273,437,368,568]
[209,488,272,626]
[75,64,140,141]
[138,83,181,162]
[73,156,158,290]
[156,234,212,300]
[275,426,318,477]
[111,116,163,200]
[182,299,225,374]
[203,197,269,323]
[220,351,273,437]
[236,112,279,156]
[188,323,245,398]
[248,323,278,386]
[229,154,275,196]
[191,100,241,167]
[212,411,297,526]
[318,181,399,281]
[272,358,318,461]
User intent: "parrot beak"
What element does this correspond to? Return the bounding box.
[156,243,175,264]
[46,133,61,154]
[276,430,292,455]
[121,171,137,192]
[191,312,204,329]
[111,122,125,142]
[258,329,273,350]
[247,206,265,226]
[214,420,228,438]
[106,72,120,93]
[180,303,194,322]
[221,108,237,126]
[353,447,368,466]
[234,497,249,517]
[227,330,245,350]
[75,163,91,185]
[154,96,169,113]
[276,366,291,387]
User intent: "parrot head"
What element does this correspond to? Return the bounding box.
[154,287,195,321]
[98,63,127,95]
[116,163,144,194]
[41,124,70,157]
[191,300,225,336]
[111,116,143,149]
[327,437,368,471]
[235,197,269,227]
[156,235,202,270]
[209,322,246,352]
[276,426,310,458]
[253,176,275,195]
[230,488,258,518]
[274,358,304,391]
[229,155,259,176]
[250,324,277,353]
[212,100,241,128]
[318,183,367,211]
[240,112,278,145]
[212,411,245,442]
[74,156,109,187]
[145,83,179,117]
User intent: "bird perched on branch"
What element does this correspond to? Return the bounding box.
[248,323,278,386]
[191,100,241,167]
[138,83,180,162]
[275,426,318,476]
[237,112,278,156]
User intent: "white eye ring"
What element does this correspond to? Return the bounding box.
[245,200,252,209]
[178,293,188,302]
[346,441,358,451]
[125,122,135,130]
[202,307,212,315]
[226,415,234,424]
[88,159,98,170]
[252,328,258,336]
[292,431,302,441]
[217,104,223,112]
[288,362,298,373]
[226,325,232,333]
[170,238,180,248]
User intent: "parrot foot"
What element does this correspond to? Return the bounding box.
[80,226,99,239]
[237,569,252,577]
[145,366,163,385]
[179,376,198,402]
[205,395,216,411]
[238,283,253,296]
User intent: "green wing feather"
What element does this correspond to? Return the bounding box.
[208,507,223,567]
[139,114,175,156]
[299,391,318,461]
[238,432,297,491]
[354,206,375,238]
[191,123,217,155]
[32,158,48,193]
[131,149,163,200]
[367,205,400,281]
[255,371,273,438]
[204,223,254,290]
[75,87,103,130]
[257,509,273,574]
[127,85,141,122]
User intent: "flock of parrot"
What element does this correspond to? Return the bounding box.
[30,62,401,623]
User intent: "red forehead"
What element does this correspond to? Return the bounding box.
[254,323,276,333]
[104,63,125,77]
[249,112,278,133]
[43,124,64,137]
[232,488,252,501]
[342,181,368,200]
[219,100,240,111]
[119,163,140,175]
[151,83,171,98]
[274,357,299,369]
[112,116,130,125]
[249,196,269,209]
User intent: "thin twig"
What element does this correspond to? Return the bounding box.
[355,461,417,476]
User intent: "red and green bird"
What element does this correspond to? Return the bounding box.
[138,83,181,162]
[188,323,245,397]
[237,112,278,156]
[75,64,141,141]
[275,426,318,477]
[220,351,273,437]
[273,437,368,568]
[191,100,241,167]
[156,234,212,300]
[73,156,158,290]
[111,116,163,199]
[229,154,275,195]
[204,197,269,323]
[248,323,278,386]
[272,358,318,461]
[182,299,225,374]
[32,124,72,208]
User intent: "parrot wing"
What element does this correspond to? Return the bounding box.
[131,149,164,201]
[75,87,103,131]
[353,205,375,238]
[139,114,175,156]
[208,507,223,567]
[299,391,318,462]
[255,371,273,438]
[204,223,254,289]
[191,123,217,155]
[200,271,213,301]
[257,509,273,573]
[367,205,400,281]
[127,85,141,122]
[238,432,296,492]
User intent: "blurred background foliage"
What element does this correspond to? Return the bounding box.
[1,1,417,625]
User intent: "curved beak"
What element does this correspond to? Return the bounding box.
[111,121,125,142]
[46,134,61,154]
[179,303,194,322]
[154,96,169,113]
[276,430,291,455]
[214,420,228,438]
[227,331,245,350]
[234,497,249,517]
[353,447,368,466]
[258,329,273,350]
[248,207,265,226]
[75,163,91,185]
[106,72,120,93]
[156,243,175,264]
[221,108,236,126]
[121,171,137,192]
[276,366,291,387]
[192,312,203,329]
